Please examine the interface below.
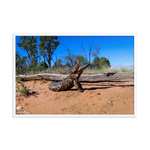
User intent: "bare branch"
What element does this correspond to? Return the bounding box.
[60,43,74,66]
[92,45,100,58]
[88,42,94,64]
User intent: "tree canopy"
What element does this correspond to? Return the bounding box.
[52,59,63,69]
[93,57,111,69]
[17,36,38,64]
[76,55,88,66]
[16,36,112,75]
[39,36,60,69]
[17,36,39,73]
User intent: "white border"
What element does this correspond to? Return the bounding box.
[14,33,136,36]
[134,34,137,117]
[10,33,12,116]
[13,30,138,33]
[13,33,136,118]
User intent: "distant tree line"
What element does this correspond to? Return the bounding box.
[16,36,111,75]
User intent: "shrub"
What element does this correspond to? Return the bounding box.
[38,61,48,71]
[16,77,29,95]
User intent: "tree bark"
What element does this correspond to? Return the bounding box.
[16,72,134,83]
[81,82,134,86]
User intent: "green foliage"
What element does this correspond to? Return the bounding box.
[16,77,22,82]
[16,78,29,95]
[39,36,60,69]
[38,61,48,71]
[76,55,88,66]
[64,53,77,67]
[17,36,39,74]
[52,59,63,69]
[16,36,133,76]
[92,57,111,69]
[16,51,28,75]
[17,36,38,63]
[92,57,99,68]
[99,57,111,68]
[64,62,71,68]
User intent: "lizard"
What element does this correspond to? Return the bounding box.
[48,59,91,92]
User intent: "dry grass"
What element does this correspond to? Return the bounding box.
[24,66,134,75]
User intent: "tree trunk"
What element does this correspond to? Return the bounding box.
[48,52,51,69]
[49,60,51,69]
[48,58,51,70]
[89,50,91,64]
[81,82,134,86]
[16,72,134,82]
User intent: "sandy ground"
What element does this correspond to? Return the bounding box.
[15,79,134,115]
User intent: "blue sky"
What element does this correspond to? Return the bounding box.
[16,36,134,68]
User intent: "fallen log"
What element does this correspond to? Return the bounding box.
[16,72,134,83]
[81,82,134,86]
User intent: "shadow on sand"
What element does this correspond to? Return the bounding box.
[84,87,112,90]
[68,86,112,91]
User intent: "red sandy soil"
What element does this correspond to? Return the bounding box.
[15,79,134,115]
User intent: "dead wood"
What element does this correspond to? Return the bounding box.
[16,72,134,83]
[81,82,134,86]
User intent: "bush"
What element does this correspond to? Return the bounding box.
[38,61,48,71]
[92,57,111,69]
[16,77,29,95]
